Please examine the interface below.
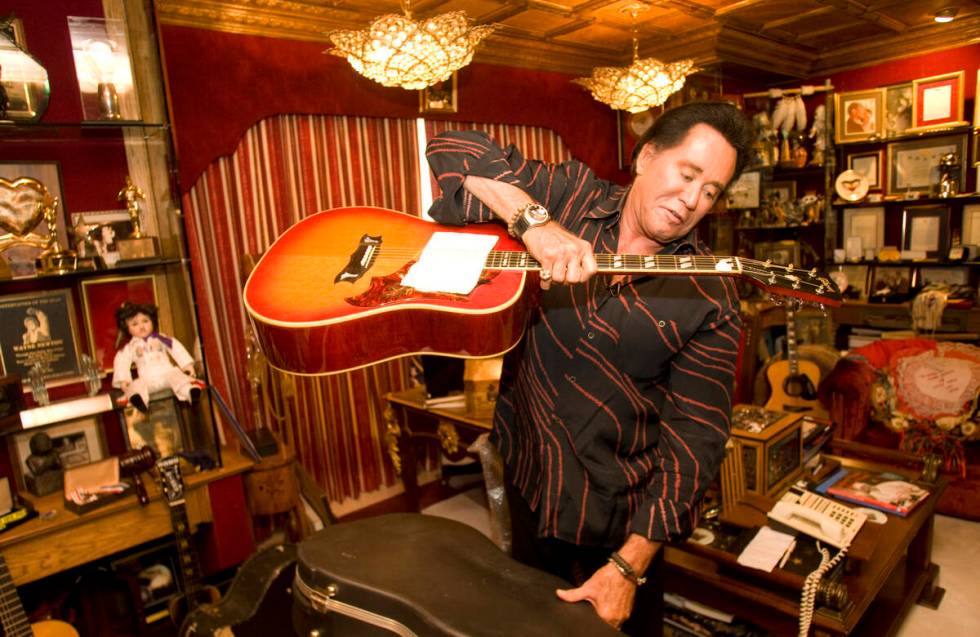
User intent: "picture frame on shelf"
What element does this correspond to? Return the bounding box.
[919,266,969,287]
[840,264,870,299]
[753,240,800,267]
[842,207,885,252]
[901,205,950,259]
[69,209,132,267]
[835,89,885,144]
[10,416,106,491]
[870,265,912,297]
[962,204,980,245]
[909,71,968,133]
[887,134,967,196]
[763,180,796,204]
[726,170,760,209]
[0,161,70,277]
[884,82,913,138]
[80,275,159,373]
[847,150,884,190]
[419,72,457,114]
[120,393,186,458]
[0,289,82,382]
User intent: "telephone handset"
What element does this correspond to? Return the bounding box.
[768,488,867,549]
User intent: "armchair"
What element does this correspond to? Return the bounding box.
[818,338,980,520]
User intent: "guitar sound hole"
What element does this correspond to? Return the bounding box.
[783,375,818,400]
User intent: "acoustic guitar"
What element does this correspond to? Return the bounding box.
[156,456,221,629]
[765,305,824,414]
[0,554,78,637]
[244,206,841,375]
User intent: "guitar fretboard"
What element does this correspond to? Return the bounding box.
[486,251,742,275]
[0,554,33,637]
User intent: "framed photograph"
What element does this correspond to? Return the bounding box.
[419,72,457,114]
[10,416,105,490]
[887,134,967,196]
[884,82,913,138]
[919,267,969,287]
[962,204,980,245]
[842,207,885,252]
[69,209,132,263]
[81,275,159,373]
[902,205,950,259]
[835,89,885,144]
[763,180,796,204]
[870,266,912,297]
[753,240,800,267]
[726,170,761,209]
[0,289,82,382]
[847,150,884,190]
[840,264,870,299]
[910,71,967,132]
[120,394,185,457]
[110,541,182,624]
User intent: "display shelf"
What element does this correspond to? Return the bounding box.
[827,259,980,267]
[0,258,184,290]
[736,223,824,231]
[836,124,973,147]
[832,193,980,208]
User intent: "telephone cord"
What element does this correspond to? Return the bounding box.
[798,541,849,637]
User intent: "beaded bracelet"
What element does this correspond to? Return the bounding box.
[607,551,647,586]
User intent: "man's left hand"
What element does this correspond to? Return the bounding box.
[555,562,636,631]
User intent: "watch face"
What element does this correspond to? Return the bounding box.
[525,204,549,223]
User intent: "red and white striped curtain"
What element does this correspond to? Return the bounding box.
[182,114,570,506]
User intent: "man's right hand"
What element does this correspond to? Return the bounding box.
[523,222,597,290]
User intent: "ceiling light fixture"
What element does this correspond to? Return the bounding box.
[573,3,697,113]
[934,7,958,23]
[327,1,497,90]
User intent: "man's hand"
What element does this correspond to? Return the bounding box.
[523,222,597,290]
[555,562,635,631]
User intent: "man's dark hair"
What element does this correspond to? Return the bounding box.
[631,101,754,183]
[115,301,159,347]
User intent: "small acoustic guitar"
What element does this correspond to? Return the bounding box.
[765,305,823,414]
[244,206,841,375]
[0,553,78,637]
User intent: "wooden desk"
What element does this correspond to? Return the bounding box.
[384,387,493,511]
[664,456,947,636]
[0,449,253,586]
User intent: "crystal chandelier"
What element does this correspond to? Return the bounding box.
[327,1,497,91]
[573,5,697,113]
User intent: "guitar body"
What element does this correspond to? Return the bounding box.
[765,359,823,413]
[29,620,79,637]
[244,207,534,375]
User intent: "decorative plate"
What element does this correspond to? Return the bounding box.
[835,169,869,202]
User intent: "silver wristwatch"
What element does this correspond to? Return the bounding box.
[510,202,550,238]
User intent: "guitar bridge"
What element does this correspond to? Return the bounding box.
[335,234,382,284]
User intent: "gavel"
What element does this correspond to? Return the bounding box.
[118,447,157,505]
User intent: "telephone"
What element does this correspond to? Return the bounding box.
[768,488,867,549]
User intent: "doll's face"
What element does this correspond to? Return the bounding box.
[126,312,154,339]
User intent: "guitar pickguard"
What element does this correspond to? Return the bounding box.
[334,233,382,284]
[345,262,500,307]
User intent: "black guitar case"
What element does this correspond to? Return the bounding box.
[292,513,620,636]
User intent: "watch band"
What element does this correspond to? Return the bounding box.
[509,202,550,239]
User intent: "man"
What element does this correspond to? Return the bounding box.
[426,102,752,633]
[846,101,872,133]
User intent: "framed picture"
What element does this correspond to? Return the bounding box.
[835,89,885,143]
[69,209,132,264]
[110,541,182,624]
[884,83,913,138]
[847,150,884,190]
[726,170,760,209]
[419,72,457,114]
[81,275,159,373]
[753,240,800,267]
[10,416,105,490]
[902,205,950,259]
[840,264,870,299]
[887,134,967,196]
[842,207,885,252]
[919,267,969,286]
[120,394,185,457]
[763,180,796,204]
[975,69,980,127]
[0,289,82,382]
[910,71,967,132]
[870,266,912,297]
[962,204,980,245]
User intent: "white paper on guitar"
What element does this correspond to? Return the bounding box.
[402,232,498,295]
[736,525,796,572]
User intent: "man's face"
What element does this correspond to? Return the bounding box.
[625,124,737,249]
[850,104,870,124]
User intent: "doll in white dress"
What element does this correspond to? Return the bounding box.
[112,302,203,413]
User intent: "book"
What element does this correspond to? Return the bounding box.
[816,467,931,517]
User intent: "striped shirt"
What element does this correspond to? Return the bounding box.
[426,130,742,547]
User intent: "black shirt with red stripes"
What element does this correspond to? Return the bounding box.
[426,130,742,547]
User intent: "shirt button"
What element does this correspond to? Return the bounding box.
[568,376,576,383]
[658,320,666,327]
[587,331,595,339]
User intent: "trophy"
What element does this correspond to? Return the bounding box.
[0,175,80,275]
[115,176,160,260]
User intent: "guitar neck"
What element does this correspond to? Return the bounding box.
[0,555,33,637]
[786,308,799,376]
[487,251,742,276]
[168,502,205,593]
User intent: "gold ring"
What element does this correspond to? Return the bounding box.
[540,269,552,280]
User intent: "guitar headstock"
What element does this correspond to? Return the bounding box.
[156,455,185,505]
[738,258,842,308]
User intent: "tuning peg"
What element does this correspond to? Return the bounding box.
[786,263,794,271]
[768,274,777,285]
[765,258,773,267]
[810,268,818,277]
